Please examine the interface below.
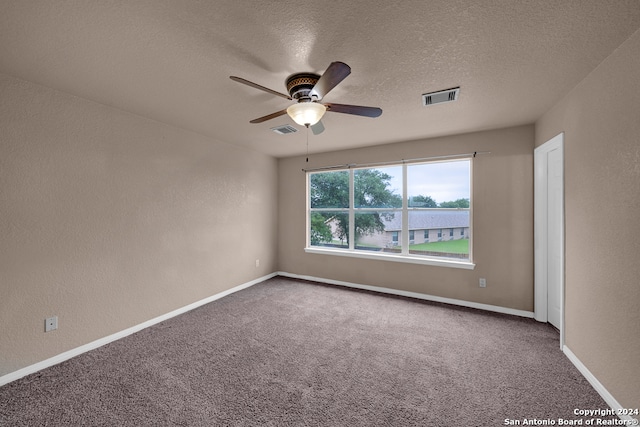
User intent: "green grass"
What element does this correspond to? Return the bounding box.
[316,238,469,255]
[409,239,469,254]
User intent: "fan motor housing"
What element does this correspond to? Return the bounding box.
[286,73,320,100]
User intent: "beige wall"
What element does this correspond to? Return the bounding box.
[278,125,535,311]
[535,30,640,409]
[0,73,278,377]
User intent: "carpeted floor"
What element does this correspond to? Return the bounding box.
[0,276,616,426]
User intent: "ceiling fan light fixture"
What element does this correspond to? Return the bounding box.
[286,102,326,126]
[231,61,381,128]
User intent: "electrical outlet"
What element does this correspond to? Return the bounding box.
[479,278,487,288]
[45,316,58,332]
[255,259,260,268]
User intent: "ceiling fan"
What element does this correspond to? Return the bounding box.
[230,61,382,135]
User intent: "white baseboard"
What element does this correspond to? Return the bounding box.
[277,271,535,318]
[0,272,277,387]
[563,346,638,424]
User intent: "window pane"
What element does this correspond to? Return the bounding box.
[354,167,402,209]
[407,160,470,259]
[408,160,470,208]
[354,211,401,253]
[309,211,349,248]
[310,171,349,208]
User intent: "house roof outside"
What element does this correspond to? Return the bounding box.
[382,210,469,231]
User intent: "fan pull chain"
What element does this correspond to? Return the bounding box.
[306,124,309,163]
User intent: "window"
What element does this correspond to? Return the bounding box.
[307,158,472,268]
[308,170,349,249]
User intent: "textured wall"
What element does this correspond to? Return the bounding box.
[278,125,534,312]
[0,73,278,377]
[535,30,640,410]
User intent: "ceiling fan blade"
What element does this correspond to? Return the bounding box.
[230,76,292,100]
[324,103,382,118]
[311,120,325,135]
[309,62,351,100]
[249,109,288,124]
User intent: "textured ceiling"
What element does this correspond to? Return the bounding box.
[1,1,639,157]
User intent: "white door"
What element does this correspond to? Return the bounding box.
[546,145,563,328]
[534,133,564,343]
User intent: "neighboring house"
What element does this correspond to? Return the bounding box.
[357,209,469,248]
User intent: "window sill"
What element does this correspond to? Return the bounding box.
[304,247,476,270]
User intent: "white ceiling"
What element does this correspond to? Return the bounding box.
[1,1,639,158]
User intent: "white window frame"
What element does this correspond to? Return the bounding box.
[305,159,475,270]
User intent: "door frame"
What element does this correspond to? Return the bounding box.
[534,132,565,349]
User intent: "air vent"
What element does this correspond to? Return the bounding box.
[422,87,460,106]
[270,124,298,135]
